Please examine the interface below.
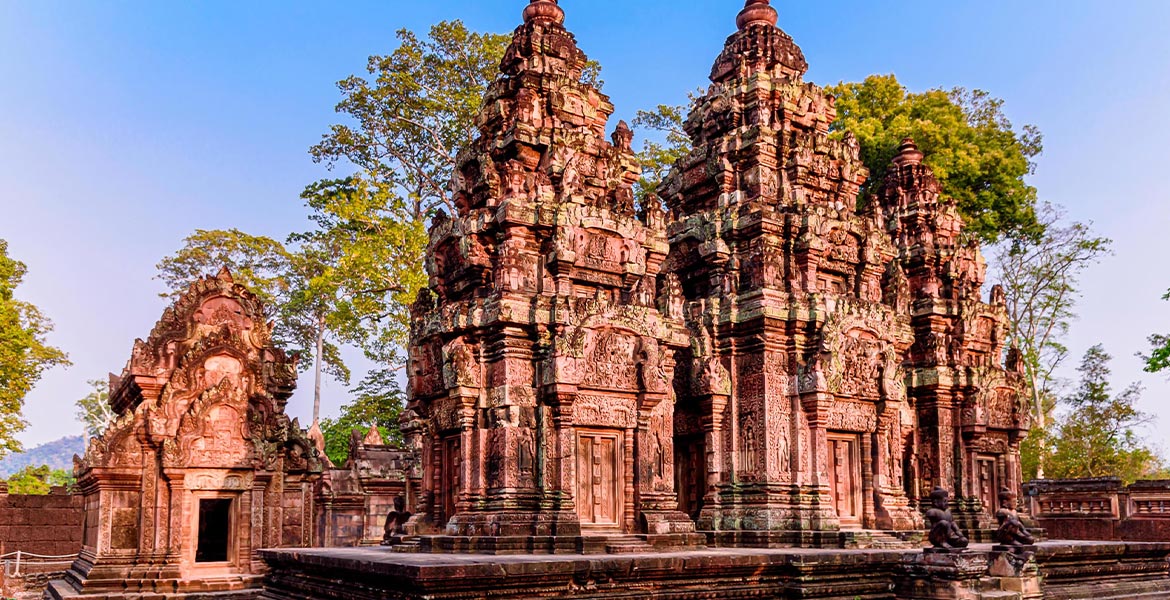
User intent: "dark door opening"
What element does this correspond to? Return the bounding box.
[196,498,233,563]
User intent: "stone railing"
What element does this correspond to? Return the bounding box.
[1024,477,1170,541]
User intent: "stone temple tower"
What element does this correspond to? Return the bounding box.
[402,0,699,550]
[879,138,1031,527]
[662,0,923,543]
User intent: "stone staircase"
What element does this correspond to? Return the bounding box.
[599,535,656,554]
[841,530,918,550]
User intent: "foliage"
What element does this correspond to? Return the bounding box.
[155,229,355,423]
[0,239,70,459]
[304,20,512,416]
[311,20,511,218]
[989,204,1112,478]
[5,464,74,495]
[1142,288,1170,374]
[296,178,429,369]
[319,371,405,465]
[1045,345,1165,483]
[631,95,697,204]
[75,379,115,439]
[827,74,1044,242]
[155,229,292,310]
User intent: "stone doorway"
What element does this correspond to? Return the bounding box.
[576,429,623,531]
[441,436,461,525]
[827,433,862,528]
[195,497,233,563]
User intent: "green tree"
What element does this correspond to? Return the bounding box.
[308,21,521,452]
[0,239,70,458]
[155,229,291,310]
[1142,288,1170,375]
[990,204,1112,479]
[1046,345,1165,483]
[311,21,511,217]
[827,74,1044,242]
[75,379,115,438]
[5,464,74,495]
[633,75,1042,243]
[156,230,355,424]
[319,373,405,466]
[632,97,696,204]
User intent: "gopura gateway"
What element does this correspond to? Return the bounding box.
[399,0,1030,547]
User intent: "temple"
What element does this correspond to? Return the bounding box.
[401,0,1029,549]
[47,269,326,599]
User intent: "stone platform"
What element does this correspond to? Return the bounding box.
[258,541,1170,600]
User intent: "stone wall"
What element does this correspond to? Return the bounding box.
[1025,477,1170,541]
[0,484,84,557]
[0,484,83,599]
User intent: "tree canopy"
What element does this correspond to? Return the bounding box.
[827,74,1044,242]
[1143,288,1170,375]
[75,378,115,439]
[319,372,405,466]
[633,75,1042,244]
[6,464,74,495]
[990,204,1112,479]
[0,239,69,458]
[156,229,357,424]
[311,21,512,218]
[1045,345,1166,483]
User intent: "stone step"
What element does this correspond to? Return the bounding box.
[600,535,656,554]
[979,591,1022,600]
[389,536,422,553]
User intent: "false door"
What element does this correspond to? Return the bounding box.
[441,435,460,525]
[576,429,623,530]
[828,433,862,528]
[976,455,999,513]
[675,434,706,520]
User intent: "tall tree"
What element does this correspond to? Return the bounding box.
[311,21,511,218]
[1142,288,1170,375]
[307,21,523,451]
[989,204,1112,479]
[296,178,427,372]
[75,379,115,438]
[155,229,292,310]
[1046,345,1165,483]
[156,230,355,424]
[828,74,1044,242]
[0,239,69,458]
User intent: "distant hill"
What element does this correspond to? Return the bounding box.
[0,436,85,478]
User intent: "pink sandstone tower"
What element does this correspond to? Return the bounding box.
[401,0,699,550]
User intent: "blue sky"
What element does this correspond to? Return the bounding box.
[1,0,1168,448]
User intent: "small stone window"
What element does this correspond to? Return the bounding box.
[196,498,233,563]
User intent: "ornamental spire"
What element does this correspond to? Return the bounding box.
[737,0,778,30]
[523,0,565,26]
[892,138,925,167]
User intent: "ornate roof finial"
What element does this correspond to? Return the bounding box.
[216,265,235,283]
[523,0,565,26]
[737,0,778,30]
[892,137,925,167]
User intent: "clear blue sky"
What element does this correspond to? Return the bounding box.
[1,1,1168,448]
